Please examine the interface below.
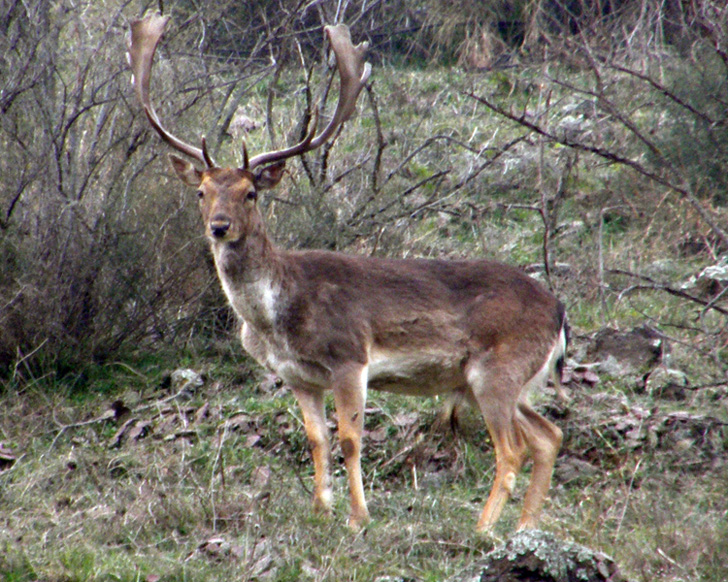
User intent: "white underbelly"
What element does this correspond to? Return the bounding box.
[367,348,466,396]
[242,322,467,395]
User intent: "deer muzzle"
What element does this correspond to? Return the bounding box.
[209,216,231,239]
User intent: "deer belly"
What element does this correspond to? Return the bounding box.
[367,349,466,396]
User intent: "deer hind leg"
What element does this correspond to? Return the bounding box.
[292,387,333,515]
[467,364,529,533]
[514,401,562,530]
[331,363,370,529]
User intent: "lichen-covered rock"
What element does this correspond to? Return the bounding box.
[451,530,627,582]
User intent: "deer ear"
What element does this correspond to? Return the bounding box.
[253,161,286,190]
[169,154,203,187]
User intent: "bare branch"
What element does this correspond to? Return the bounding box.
[610,269,728,317]
[466,91,728,250]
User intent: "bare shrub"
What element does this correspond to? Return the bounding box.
[0,1,228,376]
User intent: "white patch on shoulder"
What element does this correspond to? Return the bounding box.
[217,272,279,325]
[211,246,279,324]
[254,278,278,322]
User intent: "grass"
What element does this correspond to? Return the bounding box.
[1,347,727,581]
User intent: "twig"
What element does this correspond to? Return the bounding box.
[598,206,624,325]
[106,361,150,381]
[610,269,728,316]
[210,420,229,532]
[701,284,728,319]
[42,380,200,458]
[615,457,642,542]
[42,409,116,460]
[365,83,385,193]
[11,339,48,384]
[683,382,728,392]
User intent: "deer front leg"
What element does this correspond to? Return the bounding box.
[292,387,333,515]
[331,363,369,529]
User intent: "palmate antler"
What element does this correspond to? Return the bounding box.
[128,14,371,171]
[128,15,215,167]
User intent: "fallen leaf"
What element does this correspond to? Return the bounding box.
[226,413,254,432]
[251,466,271,490]
[246,434,262,447]
[194,402,210,424]
[392,412,419,427]
[199,536,228,558]
[259,373,283,393]
[367,426,389,442]
[156,413,179,436]
[173,429,198,441]
[565,365,601,386]
[128,420,152,441]
[108,417,138,448]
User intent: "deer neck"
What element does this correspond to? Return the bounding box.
[211,225,286,329]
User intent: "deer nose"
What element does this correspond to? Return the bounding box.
[210,216,231,238]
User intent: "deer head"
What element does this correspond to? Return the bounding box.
[128,14,370,243]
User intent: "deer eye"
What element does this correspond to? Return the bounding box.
[196,190,204,199]
[246,190,258,201]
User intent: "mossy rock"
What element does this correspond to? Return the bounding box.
[452,530,627,582]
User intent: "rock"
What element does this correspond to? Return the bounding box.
[554,457,600,486]
[586,326,663,376]
[170,368,204,399]
[645,368,689,400]
[450,530,627,582]
[682,255,728,298]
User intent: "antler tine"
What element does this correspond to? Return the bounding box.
[247,24,371,170]
[128,15,215,168]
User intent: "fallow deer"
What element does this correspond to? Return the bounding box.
[128,14,567,532]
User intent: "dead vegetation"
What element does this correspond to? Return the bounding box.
[1,347,726,580]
